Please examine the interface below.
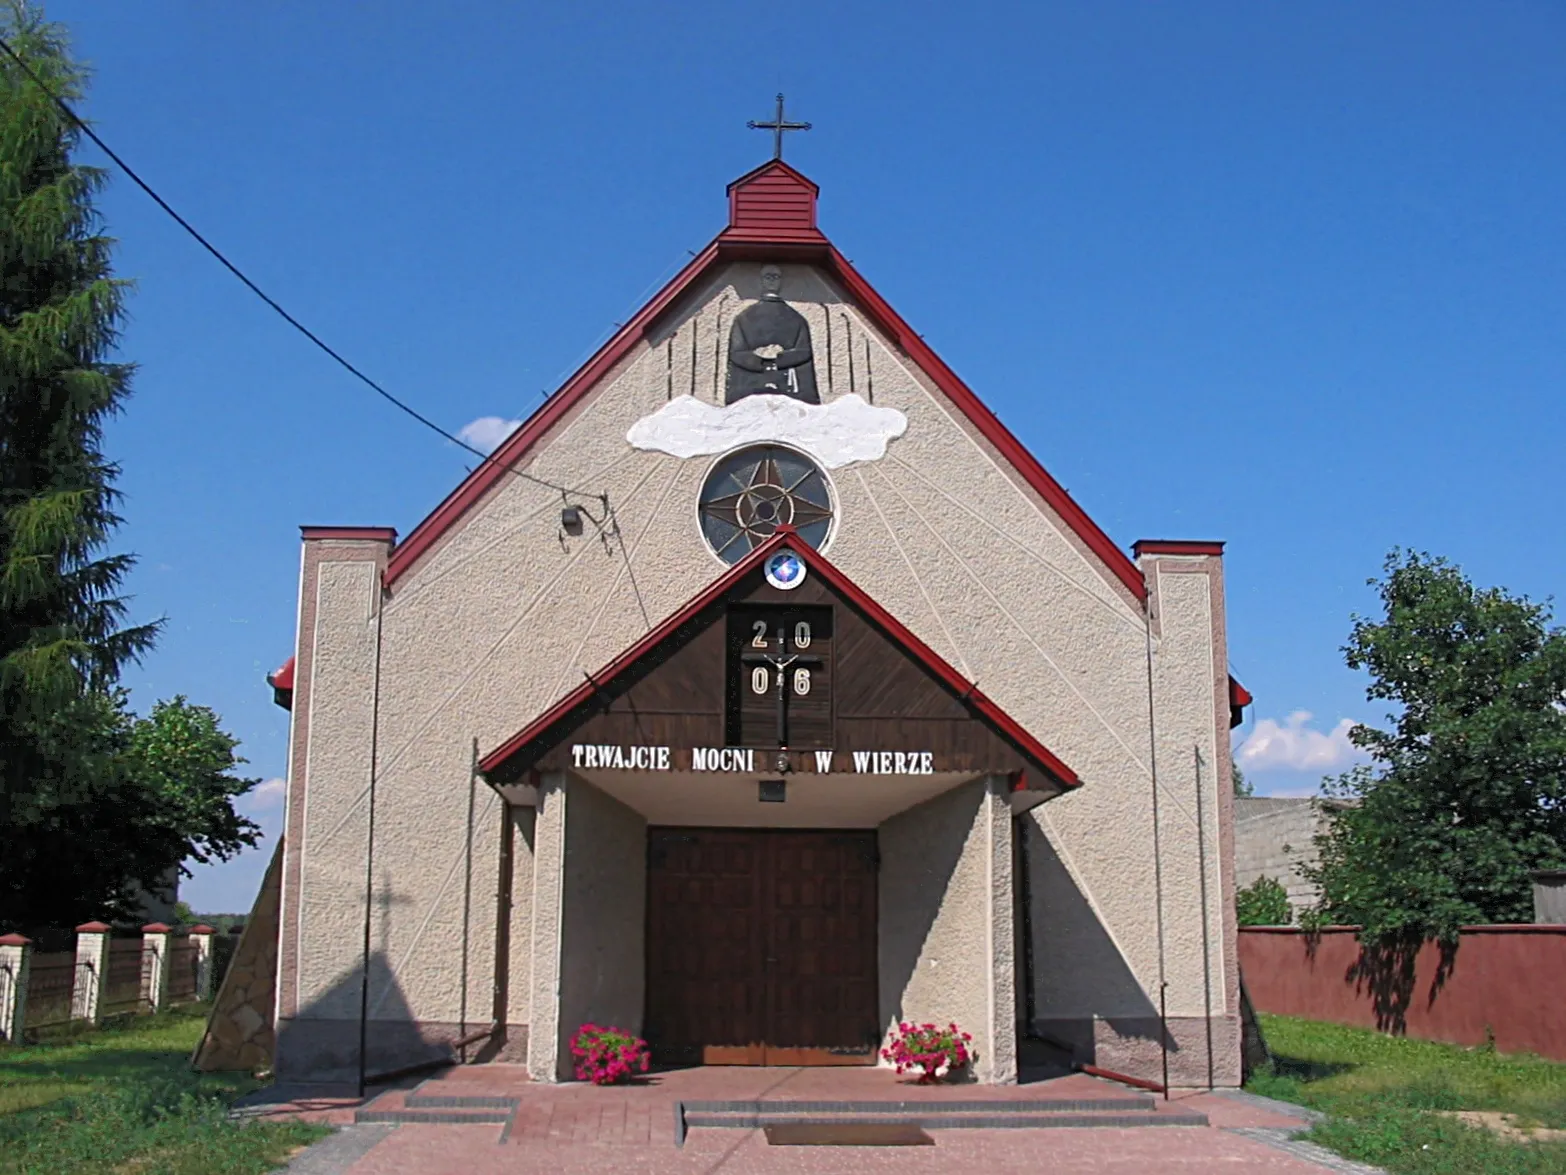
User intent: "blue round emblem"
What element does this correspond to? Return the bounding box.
[764,550,806,591]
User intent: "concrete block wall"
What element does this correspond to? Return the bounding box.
[1232,798,1332,916]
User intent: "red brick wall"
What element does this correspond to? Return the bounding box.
[1239,926,1566,1061]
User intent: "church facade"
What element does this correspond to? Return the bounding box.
[269,161,1250,1087]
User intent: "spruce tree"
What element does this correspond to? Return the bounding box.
[0,2,160,924]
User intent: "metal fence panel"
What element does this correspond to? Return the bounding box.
[167,939,200,1002]
[22,950,85,1031]
[102,938,147,1014]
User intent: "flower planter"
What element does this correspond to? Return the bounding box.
[569,1023,651,1085]
[881,1021,974,1083]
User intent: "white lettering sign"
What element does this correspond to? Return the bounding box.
[571,744,672,771]
[851,750,935,775]
[566,745,934,773]
[692,747,757,772]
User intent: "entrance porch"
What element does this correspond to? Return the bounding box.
[480,535,1081,1086]
[511,768,1023,1084]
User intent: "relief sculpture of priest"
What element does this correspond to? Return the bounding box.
[725,264,819,404]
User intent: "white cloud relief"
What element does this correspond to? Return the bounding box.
[627,394,907,469]
[1236,711,1365,772]
[458,415,522,454]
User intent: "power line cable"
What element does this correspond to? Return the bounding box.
[0,33,593,500]
[0,34,666,634]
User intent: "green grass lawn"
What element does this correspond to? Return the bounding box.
[0,1004,329,1175]
[1249,1014,1566,1174]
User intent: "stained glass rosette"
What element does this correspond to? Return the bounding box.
[699,445,832,564]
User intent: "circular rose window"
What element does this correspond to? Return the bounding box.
[698,445,833,564]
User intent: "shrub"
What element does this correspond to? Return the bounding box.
[1237,875,1293,926]
[568,1023,650,1085]
[881,1022,973,1082]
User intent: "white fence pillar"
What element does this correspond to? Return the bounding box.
[72,921,110,1025]
[0,933,31,1042]
[141,923,172,1012]
[189,925,216,1001]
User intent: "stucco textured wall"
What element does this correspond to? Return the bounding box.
[506,805,536,1031]
[1142,562,1231,1023]
[878,778,1014,1083]
[281,259,1238,1086]
[525,774,565,1081]
[288,552,382,1027]
[556,778,647,1081]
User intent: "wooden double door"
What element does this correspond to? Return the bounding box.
[645,828,880,1066]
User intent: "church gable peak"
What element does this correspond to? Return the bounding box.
[724,161,824,244]
[386,162,1146,606]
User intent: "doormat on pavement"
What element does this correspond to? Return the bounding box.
[763,1124,934,1146]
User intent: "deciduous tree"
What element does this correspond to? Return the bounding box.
[1306,550,1566,944]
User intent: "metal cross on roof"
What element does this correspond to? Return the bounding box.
[748,93,811,161]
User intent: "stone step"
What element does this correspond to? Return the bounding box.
[354,1088,516,1125]
[684,1109,1208,1128]
[676,1101,1209,1143]
[405,1094,517,1109]
[355,1107,512,1125]
[679,1095,1156,1114]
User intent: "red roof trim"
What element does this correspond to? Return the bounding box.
[478,529,1081,790]
[268,657,295,692]
[1228,675,1253,730]
[385,239,726,583]
[1133,539,1225,557]
[301,526,397,542]
[384,167,1146,602]
[821,244,1143,600]
[267,655,296,712]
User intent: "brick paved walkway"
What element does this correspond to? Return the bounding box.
[251,1066,1378,1174]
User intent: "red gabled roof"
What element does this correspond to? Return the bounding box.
[478,528,1082,791]
[384,165,1146,601]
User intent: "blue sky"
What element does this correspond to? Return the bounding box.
[43,1,1564,912]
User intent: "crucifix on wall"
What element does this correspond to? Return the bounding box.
[740,623,823,747]
[728,606,833,749]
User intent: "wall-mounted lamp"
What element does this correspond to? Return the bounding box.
[560,505,584,536]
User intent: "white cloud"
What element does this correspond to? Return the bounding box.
[458,415,522,454]
[248,777,287,809]
[1236,711,1364,772]
[626,393,907,469]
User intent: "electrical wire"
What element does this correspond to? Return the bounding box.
[0,33,593,500]
[0,32,664,635]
